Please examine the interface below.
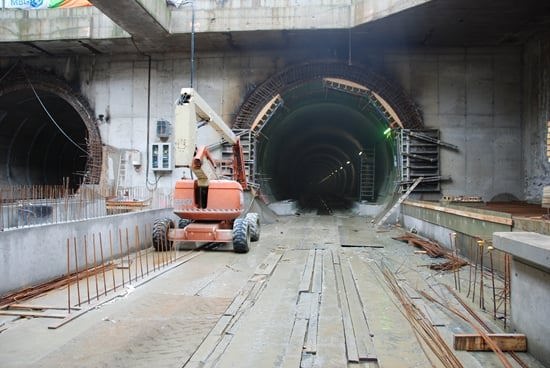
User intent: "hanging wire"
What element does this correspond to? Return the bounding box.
[24,70,89,155]
[0,61,20,85]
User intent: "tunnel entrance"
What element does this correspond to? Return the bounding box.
[0,66,101,189]
[234,62,423,212]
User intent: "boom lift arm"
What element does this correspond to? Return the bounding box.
[173,88,248,189]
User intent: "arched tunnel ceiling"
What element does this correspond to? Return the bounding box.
[257,82,396,208]
[236,63,413,209]
[0,70,101,187]
[0,89,87,186]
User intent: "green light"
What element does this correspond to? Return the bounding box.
[383,127,391,136]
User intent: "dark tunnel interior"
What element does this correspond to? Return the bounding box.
[0,88,88,188]
[256,80,397,210]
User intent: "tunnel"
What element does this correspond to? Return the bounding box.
[0,67,101,189]
[234,62,423,211]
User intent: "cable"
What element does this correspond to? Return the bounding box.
[129,37,159,190]
[24,71,88,155]
[0,61,19,85]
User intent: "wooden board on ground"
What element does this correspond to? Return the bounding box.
[341,244,384,248]
[254,251,283,276]
[332,251,359,363]
[281,319,308,368]
[304,292,320,354]
[2,304,81,311]
[0,310,66,319]
[453,334,527,352]
[342,258,377,362]
[298,249,316,292]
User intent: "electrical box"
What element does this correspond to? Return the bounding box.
[150,143,172,171]
[156,119,171,139]
[131,151,142,167]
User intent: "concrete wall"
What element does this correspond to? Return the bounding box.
[0,208,173,295]
[80,47,523,201]
[510,259,550,366]
[6,45,524,201]
[382,47,523,201]
[493,232,550,367]
[523,35,550,202]
[0,1,432,41]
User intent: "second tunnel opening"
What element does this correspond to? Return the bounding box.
[255,79,398,211]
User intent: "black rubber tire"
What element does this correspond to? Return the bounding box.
[152,218,174,251]
[246,213,260,242]
[178,218,192,229]
[232,218,250,253]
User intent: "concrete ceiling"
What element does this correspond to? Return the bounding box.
[1,0,550,58]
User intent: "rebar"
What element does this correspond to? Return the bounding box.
[83,235,91,304]
[73,237,81,306]
[92,234,99,300]
[99,233,107,297]
[66,239,71,314]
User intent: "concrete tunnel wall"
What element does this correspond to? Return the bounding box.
[523,35,550,202]
[2,45,525,204]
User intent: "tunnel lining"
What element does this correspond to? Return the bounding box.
[0,66,101,186]
[233,62,424,207]
[233,62,423,131]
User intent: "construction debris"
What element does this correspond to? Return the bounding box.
[393,232,468,271]
[381,265,463,368]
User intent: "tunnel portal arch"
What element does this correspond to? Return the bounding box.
[233,62,423,209]
[0,66,101,188]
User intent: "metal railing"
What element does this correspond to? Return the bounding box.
[0,184,172,230]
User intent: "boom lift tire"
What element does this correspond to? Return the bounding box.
[245,213,260,242]
[178,218,192,229]
[152,218,174,251]
[232,218,250,253]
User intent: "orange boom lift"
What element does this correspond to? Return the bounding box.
[152,88,260,253]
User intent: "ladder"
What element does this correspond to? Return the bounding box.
[116,151,128,197]
[219,129,256,187]
[359,148,375,201]
[376,176,423,227]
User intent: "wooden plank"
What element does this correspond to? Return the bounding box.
[254,251,283,276]
[210,314,233,336]
[342,259,377,362]
[4,304,81,311]
[341,244,384,248]
[454,334,527,352]
[189,334,225,364]
[296,292,314,320]
[332,251,359,363]
[224,281,255,316]
[0,310,66,319]
[281,319,308,368]
[314,248,348,366]
[202,333,234,368]
[303,292,320,354]
[311,250,324,293]
[403,200,513,226]
[298,249,316,292]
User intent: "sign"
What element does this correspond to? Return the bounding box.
[4,0,91,9]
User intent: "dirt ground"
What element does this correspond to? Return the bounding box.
[0,213,544,368]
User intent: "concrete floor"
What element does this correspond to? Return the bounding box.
[0,214,544,368]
